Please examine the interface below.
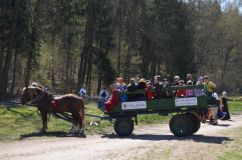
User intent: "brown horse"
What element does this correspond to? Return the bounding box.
[21,86,85,135]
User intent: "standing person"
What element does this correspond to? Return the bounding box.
[79,86,88,103]
[79,86,87,97]
[98,88,109,111]
[221,91,231,120]
[203,76,216,104]
[209,91,219,124]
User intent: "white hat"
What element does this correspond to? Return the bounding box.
[222,91,227,97]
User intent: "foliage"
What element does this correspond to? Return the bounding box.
[0,0,242,98]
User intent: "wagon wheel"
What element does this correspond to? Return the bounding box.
[169,114,193,137]
[185,113,201,134]
[114,117,134,137]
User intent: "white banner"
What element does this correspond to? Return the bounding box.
[175,97,198,107]
[121,101,147,110]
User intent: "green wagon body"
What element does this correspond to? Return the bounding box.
[101,85,212,137]
[105,85,208,115]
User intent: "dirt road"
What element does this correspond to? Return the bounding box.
[1,115,242,160]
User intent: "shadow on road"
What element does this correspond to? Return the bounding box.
[101,133,232,144]
[19,131,86,139]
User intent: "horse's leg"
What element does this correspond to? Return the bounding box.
[79,103,85,135]
[71,112,79,134]
[40,110,48,132]
[79,112,85,134]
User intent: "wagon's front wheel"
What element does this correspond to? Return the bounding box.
[114,117,134,137]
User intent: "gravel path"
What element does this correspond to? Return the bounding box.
[0,115,242,160]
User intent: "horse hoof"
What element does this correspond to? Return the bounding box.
[80,133,86,138]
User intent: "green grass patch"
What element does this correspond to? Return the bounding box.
[0,98,241,142]
[218,127,242,160]
[0,102,171,142]
[228,100,242,113]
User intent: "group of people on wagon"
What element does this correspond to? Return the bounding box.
[113,74,204,101]
[99,74,232,120]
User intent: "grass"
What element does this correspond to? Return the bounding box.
[0,102,171,142]
[228,100,242,113]
[218,127,242,160]
[0,98,241,142]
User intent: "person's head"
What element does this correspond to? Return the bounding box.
[174,75,180,83]
[203,75,208,83]
[178,80,185,85]
[222,91,227,97]
[196,76,203,84]
[139,78,146,84]
[187,74,193,80]
[129,78,136,85]
[115,82,121,89]
[163,78,169,85]
[117,77,124,83]
[154,76,160,84]
[187,80,193,85]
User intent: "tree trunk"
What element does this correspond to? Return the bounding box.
[24,0,41,88]
[77,0,95,91]
[96,71,102,96]
[0,0,20,100]
[10,48,18,95]
[65,32,71,92]
[117,0,122,76]
[221,46,233,81]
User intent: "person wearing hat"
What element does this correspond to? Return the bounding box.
[220,91,232,120]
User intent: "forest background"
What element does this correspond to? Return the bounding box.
[0,0,242,100]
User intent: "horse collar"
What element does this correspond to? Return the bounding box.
[51,100,56,108]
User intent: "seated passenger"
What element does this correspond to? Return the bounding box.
[127,78,137,92]
[127,78,137,101]
[104,90,120,112]
[186,80,194,97]
[136,78,147,100]
[145,80,153,100]
[116,77,127,91]
[153,76,162,99]
[172,75,180,86]
[176,80,186,97]
[194,77,205,96]
[136,78,147,90]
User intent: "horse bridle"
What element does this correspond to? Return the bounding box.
[30,88,53,105]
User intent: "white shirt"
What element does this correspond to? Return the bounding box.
[79,88,87,96]
[212,92,219,100]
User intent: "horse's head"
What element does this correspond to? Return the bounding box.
[21,86,42,105]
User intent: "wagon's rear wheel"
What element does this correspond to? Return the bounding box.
[169,114,193,137]
[186,113,201,134]
[114,117,134,137]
